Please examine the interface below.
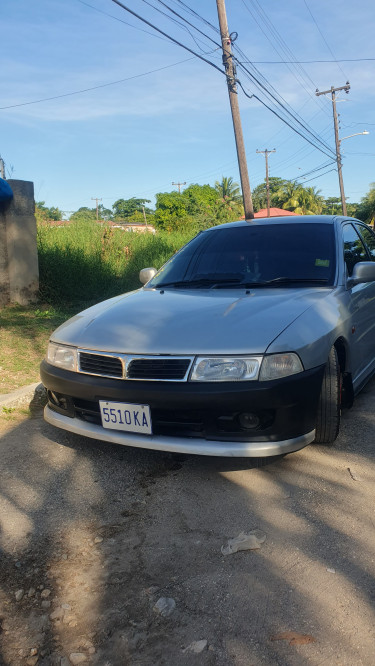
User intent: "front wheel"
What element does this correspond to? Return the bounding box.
[314,347,341,444]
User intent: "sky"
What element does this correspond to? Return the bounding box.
[1,0,374,215]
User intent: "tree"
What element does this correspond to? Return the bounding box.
[215,177,242,203]
[356,183,375,225]
[98,204,113,221]
[70,207,97,222]
[112,198,153,220]
[214,177,244,221]
[322,196,342,215]
[274,181,323,214]
[251,177,289,212]
[154,190,190,231]
[35,201,62,223]
[154,184,220,231]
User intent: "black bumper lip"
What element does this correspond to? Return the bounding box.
[40,359,325,444]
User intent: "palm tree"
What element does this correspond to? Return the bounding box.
[274,181,304,211]
[298,186,324,214]
[215,177,242,205]
[274,181,323,214]
[214,177,244,222]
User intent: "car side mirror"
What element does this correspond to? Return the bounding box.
[347,261,375,288]
[139,267,157,285]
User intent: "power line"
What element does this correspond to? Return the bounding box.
[110,0,225,75]
[289,160,336,182]
[0,58,196,110]
[303,0,348,79]
[78,0,168,41]
[238,0,330,118]
[237,81,336,160]
[238,58,375,64]
[116,0,338,160]
[146,0,221,50]
[173,0,220,34]
[235,60,335,156]
[123,0,336,158]
[300,168,337,184]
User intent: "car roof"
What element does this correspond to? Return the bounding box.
[207,215,357,232]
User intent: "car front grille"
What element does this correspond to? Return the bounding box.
[127,358,191,380]
[78,351,193,381]
[79,352,123,378]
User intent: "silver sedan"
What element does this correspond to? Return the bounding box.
[40,216,375,457]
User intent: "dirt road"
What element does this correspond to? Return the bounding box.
[1,379,375,666]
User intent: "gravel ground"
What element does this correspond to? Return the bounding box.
[0,379,375,666]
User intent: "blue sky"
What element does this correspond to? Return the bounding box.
[1,0,374,215]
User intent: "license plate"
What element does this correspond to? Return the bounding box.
[99,401,152,435]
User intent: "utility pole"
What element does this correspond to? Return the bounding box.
[172,181,186,193]
[256,149,276,217]
[316,82,350,216]
[142,206,149,230]
[216,0,254,220]
[0,157,5,179]
[91,197,102,222]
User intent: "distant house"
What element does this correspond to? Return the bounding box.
[254,207,299,218]
[47,219,156,233]
[108,221,156,234]
[47,219,70,226]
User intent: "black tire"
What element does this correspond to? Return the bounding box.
[314,346,341,444]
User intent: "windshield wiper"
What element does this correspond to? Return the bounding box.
[260,277,329,286]
[155,276,329,289]
[210,277,330,288]
[155,277,242,289]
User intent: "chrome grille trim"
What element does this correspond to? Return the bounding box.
[77,350,195,382]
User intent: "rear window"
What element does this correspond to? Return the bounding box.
[149,223,336,287]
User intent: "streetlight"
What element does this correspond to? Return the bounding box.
[340,131,369,143]
[337,131,369,215]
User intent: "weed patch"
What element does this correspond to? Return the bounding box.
[37,221,193,308]
[0,304,75,393]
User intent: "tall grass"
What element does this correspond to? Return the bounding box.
[37,221,194,308]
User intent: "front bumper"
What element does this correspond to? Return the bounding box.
[40,360,325,457]
[44,405,315,457]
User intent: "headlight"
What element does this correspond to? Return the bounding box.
[47,342,77,371]
[259,353,303,381]
[190,356,262,382]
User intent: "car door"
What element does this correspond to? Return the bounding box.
[343,222,375,389]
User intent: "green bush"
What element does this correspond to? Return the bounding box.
[37,221,194,308]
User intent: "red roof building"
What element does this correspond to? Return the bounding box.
[254,207,299,218]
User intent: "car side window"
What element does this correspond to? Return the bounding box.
[343,224,369,277]
[355,224,375,261]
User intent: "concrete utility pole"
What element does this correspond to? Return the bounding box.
[0,157,5,180]
[316,83,350,216]
[172,181,186,193]
[142,206,149,230]
[216,0,254,220]
[256,149,276,217]
[91,197,102,222]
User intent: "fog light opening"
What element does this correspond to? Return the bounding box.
[238,412,260,430]
[48,390,68,410]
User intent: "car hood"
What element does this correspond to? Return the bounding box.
[51,287,331,355]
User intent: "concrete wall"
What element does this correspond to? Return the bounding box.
[0,180,39,307]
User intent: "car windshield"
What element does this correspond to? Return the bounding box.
[148,223,336,289]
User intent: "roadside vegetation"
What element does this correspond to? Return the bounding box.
[37,221,194,307]
[35,179,375,229]
[0,304,70,394]
[2,177,375,395]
